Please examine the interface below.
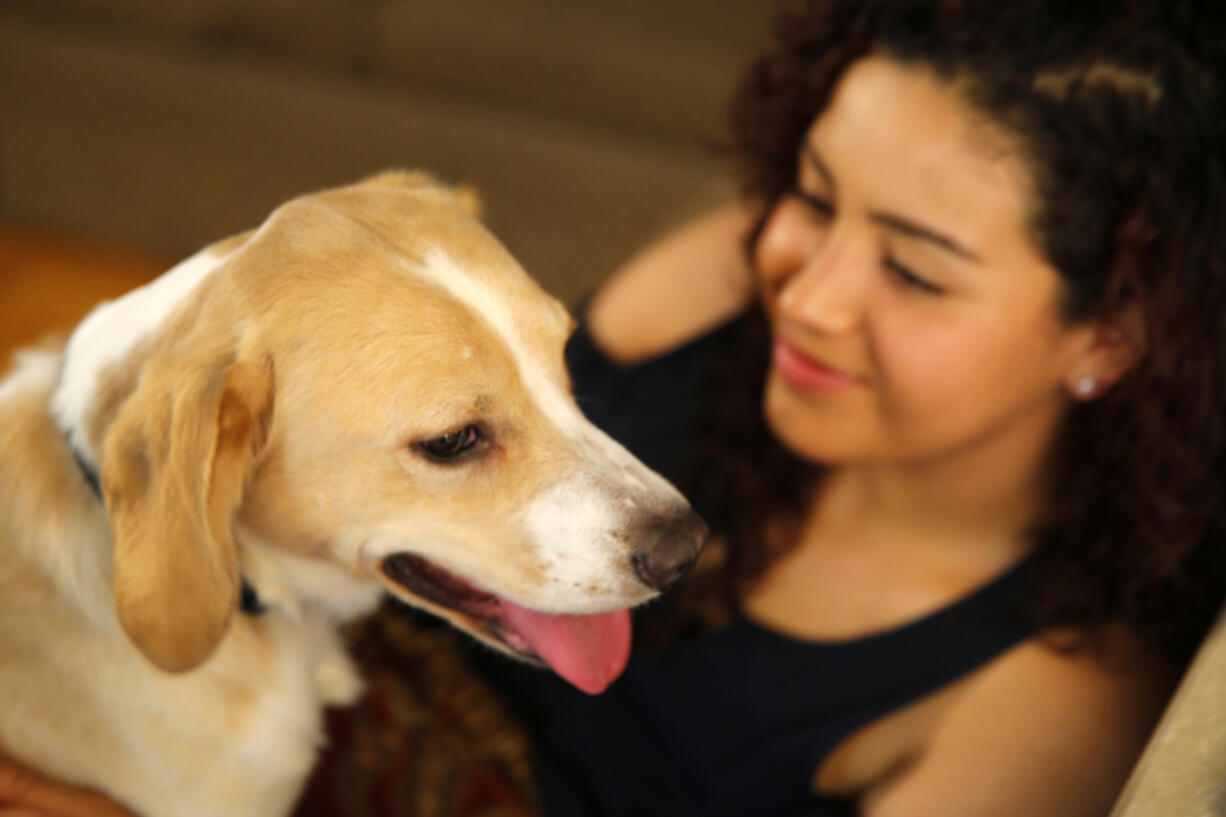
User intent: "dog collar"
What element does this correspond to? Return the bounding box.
[64,432,267,617]
[70,444,102,499]
[239,578,267,615]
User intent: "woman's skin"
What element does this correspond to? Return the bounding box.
[0,754,136,817]
[586,203,759,366]
[0,56,1175,817]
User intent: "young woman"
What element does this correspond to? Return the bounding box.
[4,1,1223,816]
[479,2,1226,815]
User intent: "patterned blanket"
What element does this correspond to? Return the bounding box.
[293,608,539,817]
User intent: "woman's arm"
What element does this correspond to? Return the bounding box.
[585,202,759,364]
[0,755,136,817]
[859,631,1176,817]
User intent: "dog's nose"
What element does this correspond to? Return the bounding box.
[632,512,708,591]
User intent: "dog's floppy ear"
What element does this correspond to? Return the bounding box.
[102,348,275,673]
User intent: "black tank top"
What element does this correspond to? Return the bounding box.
[473,319,1038,817]
[482,557,1033,817]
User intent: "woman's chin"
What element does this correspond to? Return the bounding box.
[763,381,865,465]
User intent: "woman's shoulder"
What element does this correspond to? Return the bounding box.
[859,624,1177,817]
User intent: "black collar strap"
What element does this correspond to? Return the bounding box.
[239,578,267,615]
[70,444,102,500]
[66,433,266,617]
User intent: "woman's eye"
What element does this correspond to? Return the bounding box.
[789,186,834,218]
[885,257,944,295]
[418,426,480,461]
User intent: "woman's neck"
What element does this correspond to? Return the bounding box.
[815,401,1063,567]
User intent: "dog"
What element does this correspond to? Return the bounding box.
[0,171,706,817]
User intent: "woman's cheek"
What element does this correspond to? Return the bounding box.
[872,314,1003,436]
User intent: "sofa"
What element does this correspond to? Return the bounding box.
[0,0,772,304]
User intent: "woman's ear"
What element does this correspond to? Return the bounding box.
[1067,307,1145,400]
[102,350,275,673]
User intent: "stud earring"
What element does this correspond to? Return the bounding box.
[1074,376,1097,398]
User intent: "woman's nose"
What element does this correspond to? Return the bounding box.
[776,248,869,335]
[758,201,869,335]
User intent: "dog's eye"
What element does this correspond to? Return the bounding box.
[418,426,480,461]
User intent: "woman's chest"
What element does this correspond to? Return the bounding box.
[734,532,1034,795]
[740,526,998,643]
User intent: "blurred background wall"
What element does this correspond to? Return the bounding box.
[0,0,773,315]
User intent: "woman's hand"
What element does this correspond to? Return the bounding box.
[0,755,136,817]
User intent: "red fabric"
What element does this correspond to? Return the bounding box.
[292,611,537,817]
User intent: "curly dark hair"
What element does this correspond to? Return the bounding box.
[679,0,1226,663]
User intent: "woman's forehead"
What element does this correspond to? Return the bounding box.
[808,56,1042,261]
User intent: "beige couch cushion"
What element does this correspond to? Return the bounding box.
[0,0,771,303]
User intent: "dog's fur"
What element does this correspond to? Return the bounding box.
[0,172,702,817]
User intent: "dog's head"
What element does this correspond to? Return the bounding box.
[54,172,705,694]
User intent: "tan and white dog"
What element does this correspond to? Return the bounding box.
[0,172,705,817]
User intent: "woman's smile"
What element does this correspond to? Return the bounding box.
[771,336,862,393]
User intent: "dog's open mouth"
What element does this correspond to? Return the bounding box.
[381,553,631,695]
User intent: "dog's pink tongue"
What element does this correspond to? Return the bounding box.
[498,600,631,695]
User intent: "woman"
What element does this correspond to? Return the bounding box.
[5,1,1224,815]
[478,1,1226,815]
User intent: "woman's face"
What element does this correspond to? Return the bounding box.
[757,56,1099,467]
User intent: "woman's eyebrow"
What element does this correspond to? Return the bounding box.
[802,141,984,265]
[803,142,837,193]
[870,212,983,264]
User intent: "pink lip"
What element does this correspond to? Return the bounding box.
[772,338,859,392]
